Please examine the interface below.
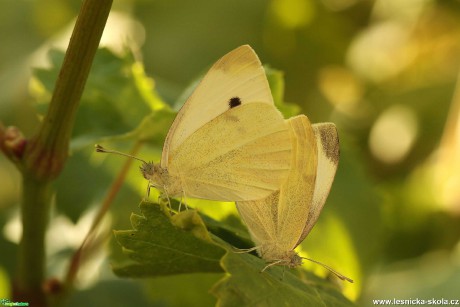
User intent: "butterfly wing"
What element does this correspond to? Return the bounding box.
[236,115,318,258]
[236,191,281,253]
[296,123,339,245]
[275,115,318,252]
[161,45,275,167]
[168,102,291,201]
[162,45,292,201]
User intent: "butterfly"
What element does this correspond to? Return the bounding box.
[236,115,353,282]
[97,45,292,202]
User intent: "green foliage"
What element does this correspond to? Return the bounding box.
[106,109,176,147]
[114,201,354,306]
[266,66,301,118]
[32,48,167,149]
[113,201,225,277]
[212,247,354,307]
[144,273,223,306]
[66,279,153,307]
[33,48,175,221]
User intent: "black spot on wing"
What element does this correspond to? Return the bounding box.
[228,97,242,109]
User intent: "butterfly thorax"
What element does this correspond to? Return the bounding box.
[140,162,182,196]
[260,245,303,268]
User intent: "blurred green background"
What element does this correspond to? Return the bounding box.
[1,0,460,306]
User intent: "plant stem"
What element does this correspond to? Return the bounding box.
[14,0,113,305]
[24,0,114,180]
[14,178,52,306]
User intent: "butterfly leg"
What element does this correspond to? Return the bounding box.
[261,259,284,272]
[176,172,188,212]
[143,183,151,201]
[157,190,173,216]
[177,190,189,212]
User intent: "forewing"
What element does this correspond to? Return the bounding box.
[161,45,274,167]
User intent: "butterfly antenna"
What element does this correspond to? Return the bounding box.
[95,144,148,164]
[302,257,354,283]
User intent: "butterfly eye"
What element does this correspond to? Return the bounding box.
[140,162,155,180]
[228,97,242,109]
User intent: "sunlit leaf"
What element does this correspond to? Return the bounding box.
[0,266,10,299]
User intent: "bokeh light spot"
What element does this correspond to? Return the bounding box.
[270,0,315,29]
[369,105,419,164]
[318,65,364,114]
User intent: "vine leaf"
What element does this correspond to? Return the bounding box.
[112,201,225,277]
[211,242,356,307]
[113,201,355,305]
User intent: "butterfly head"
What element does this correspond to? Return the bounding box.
[139,162,155,180]
[287,251,303,268]
[261,249,302,269]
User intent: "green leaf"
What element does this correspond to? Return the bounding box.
[143,273,223,306]
[112,202,354,304]
[66,280,151,307]
[265,66,301,118]
[211,243,355,307]
[112,201,226,277]
[32,48,170,150]
[101,108,176,147]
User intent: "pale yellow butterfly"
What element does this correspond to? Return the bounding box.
[97,45,292,202]
[236,115,353,282]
